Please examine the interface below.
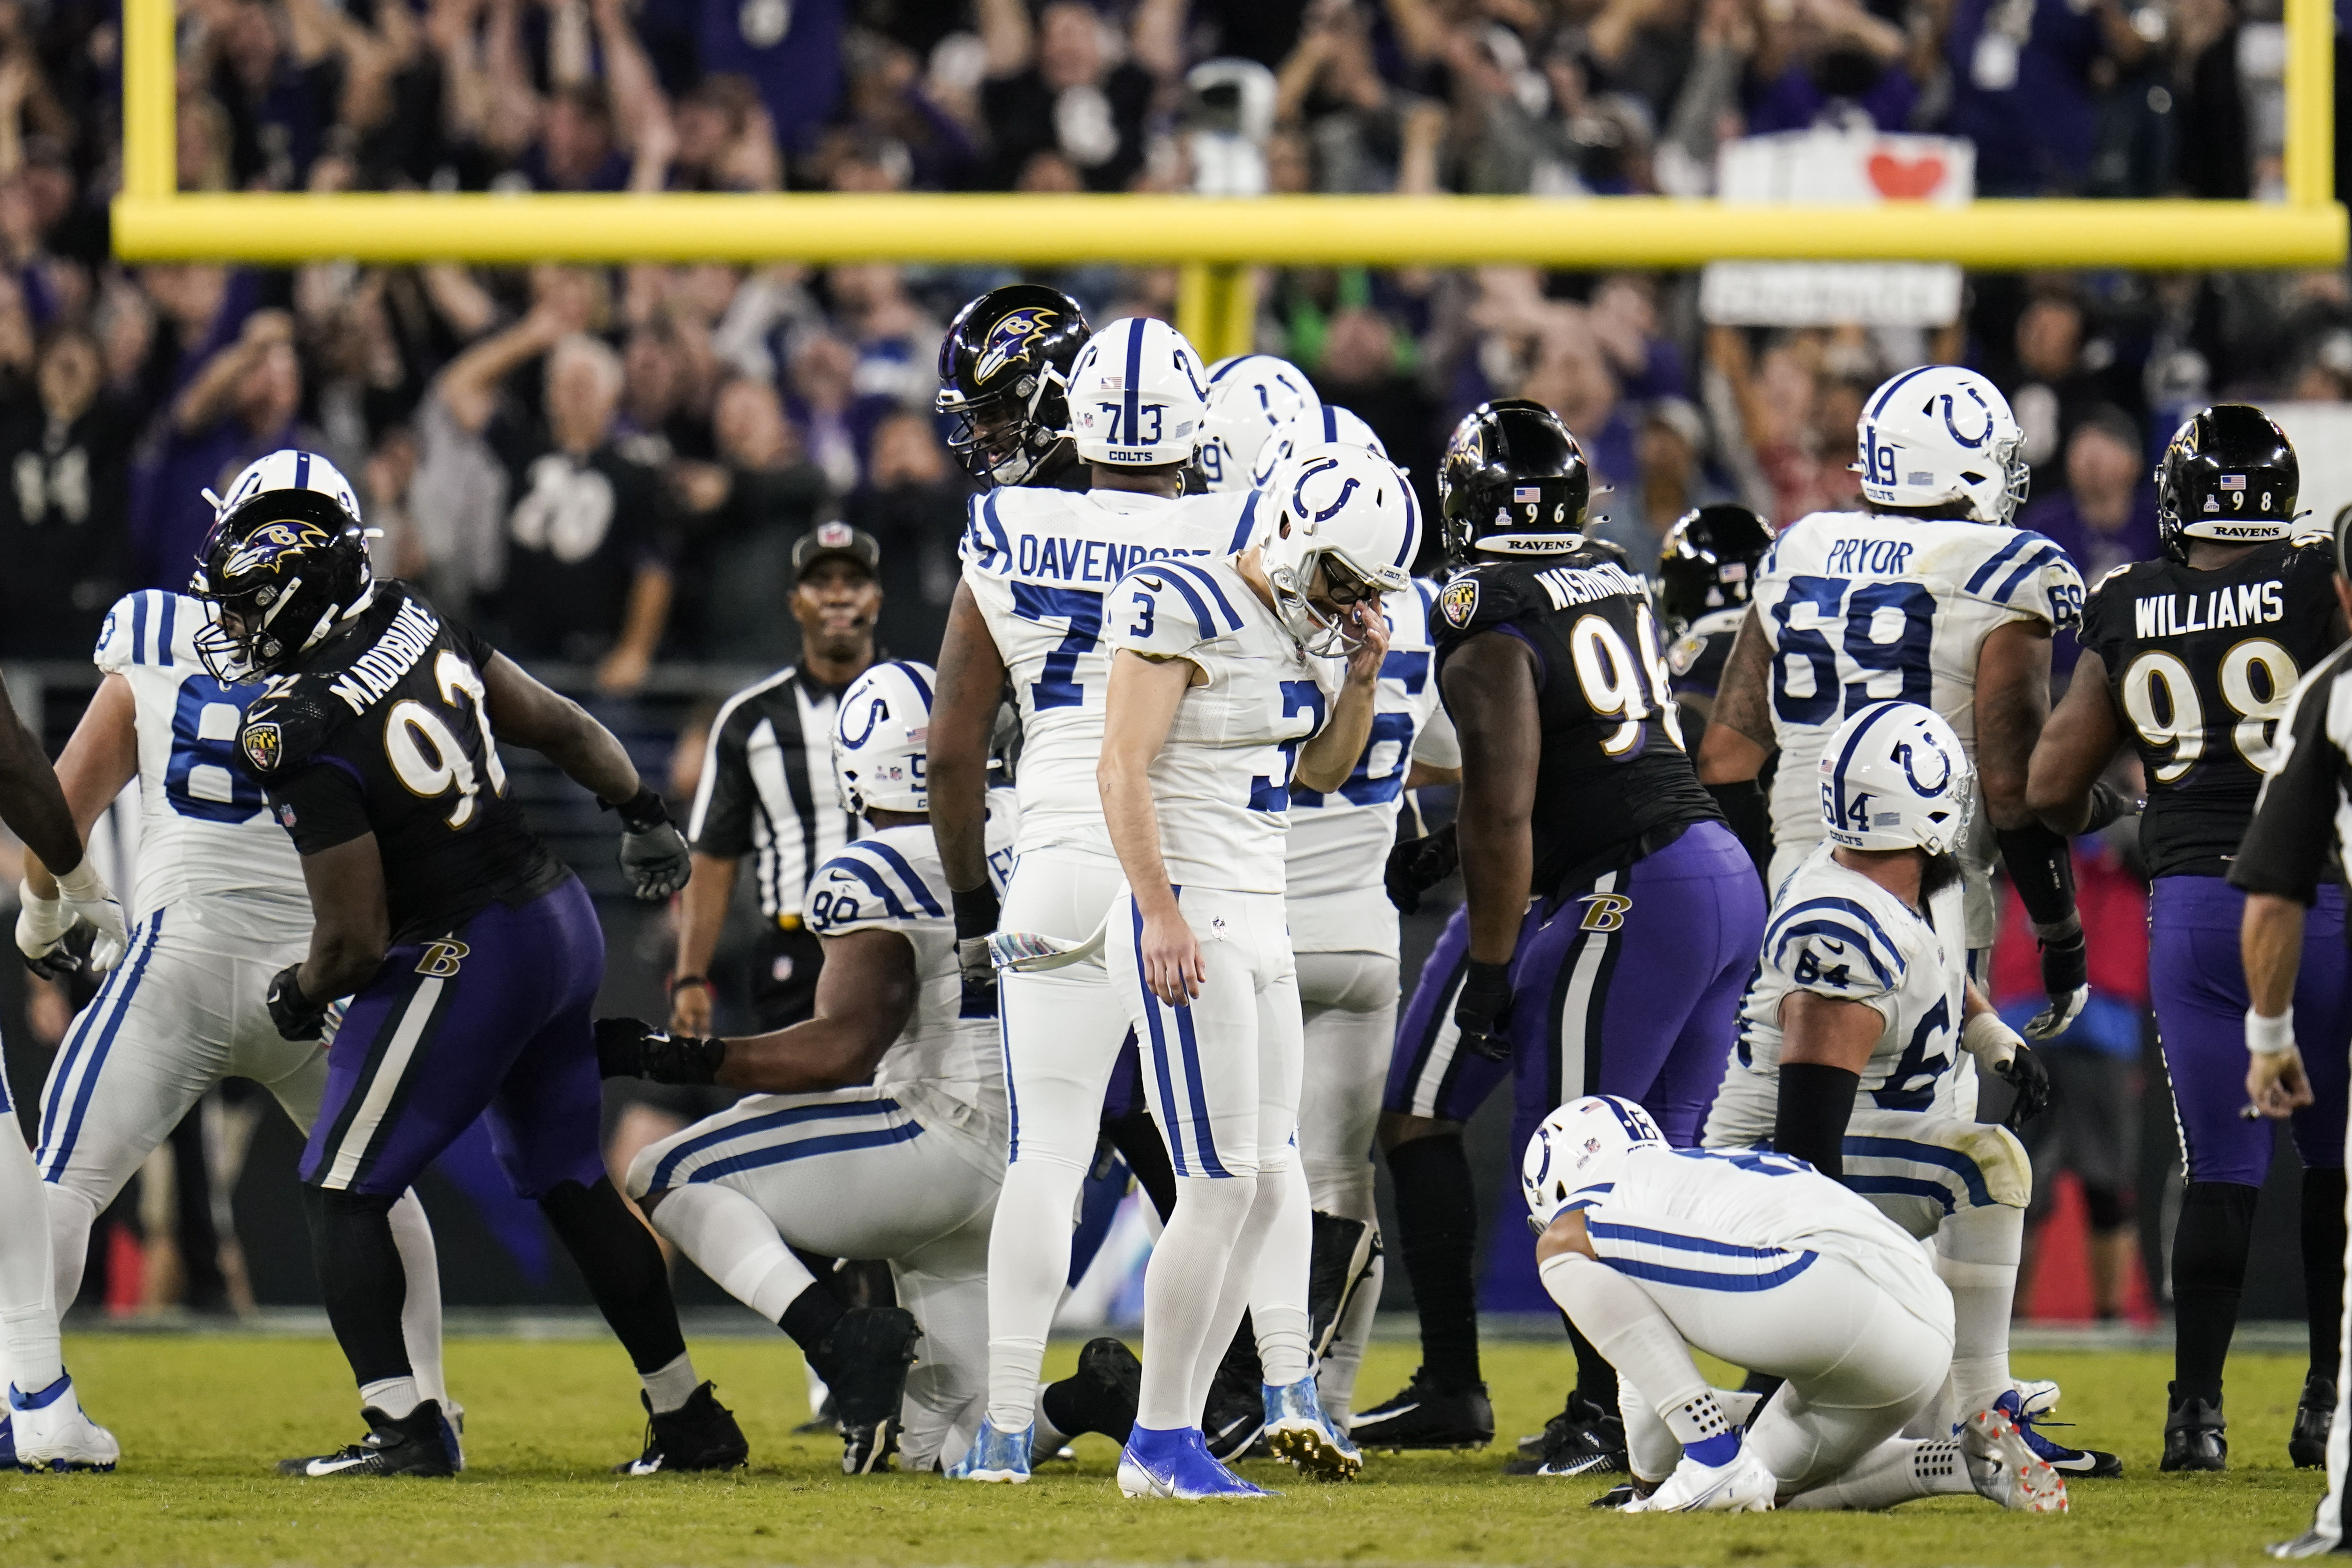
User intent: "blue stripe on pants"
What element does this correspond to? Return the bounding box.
[38,914,166,1178]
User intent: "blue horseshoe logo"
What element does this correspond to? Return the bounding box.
[1937,390,1992,450]
[1291,455,1342,520]
[1896,738,1951,797]
[841,696,890,748]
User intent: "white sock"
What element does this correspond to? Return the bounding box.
[1936,1206,2021,1418]
[361,1375,422,1419]
[1139,1174,1262,1430]
[645,1183,816,1321]
[1782,1437,1971,1510]
[0,1126,60,1394]
[1251,1161,1314,1387]
[45,1183,96,1320]
[1187,1168,1292,1409]
[642,1351,698,1416]
[986,1156,1085,1431]
[387,1190,448,1409]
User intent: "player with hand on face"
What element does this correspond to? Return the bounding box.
[194,454,743,1479]
[2030,408,2349,1471]
[1100,445,1411,1498]
[1528,1097,2064,1516]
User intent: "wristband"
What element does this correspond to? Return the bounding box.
[952,884,1001,941]
[54,860,106,901]
[609,785,670,834]
[1962,1010,2023,1069]
[2247,1008,2296,1056]
[668,973,712,997]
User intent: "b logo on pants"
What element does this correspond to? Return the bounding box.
[416,940,470,978]
[1577,893,1632,933]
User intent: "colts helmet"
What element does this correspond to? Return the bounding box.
[1260,444,1420,655]
[1855,365,2030,525]
[1066,318,1207,468]
[1521,1095,1665,1228]
[189,449,373,683]
[2156,404,2299,561]
[1247,403,1388,492]
[1197,354,1320,492]
[833,660,936,815]
[1819,701,1975,856]
[935,284,1091,487]
[1439,400,1591,560]
[1656,504,1774,637]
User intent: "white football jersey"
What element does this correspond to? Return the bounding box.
[961,485,1263,857]
[1105,554,1329,894]
[1752,513,2084,947]
[1286,580,1459,955]
[804,793,1019,1130]
[92,591,311,944]
[1565,1143,1951,1335]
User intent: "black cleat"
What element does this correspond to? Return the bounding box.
[1055,1337,1142,1445]
[280,1402,457,1478]
[2161,1386,2226,1473]
[615,1382,750,1476]
[810,1307,921,1476]
[1306,1212,1381,1362]
[2295,1376,2336,1470]
[1590,1482,1638,1509]
[1505,1391,1626,1476]
[1201,1348,1266,1462]
[794,1392,838,1436]
[1348,1367,1494,1451]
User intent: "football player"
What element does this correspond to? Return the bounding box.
[1528,1097,2064,1515]
[600,661,1144,1475]
[1356,402,1767,1475]
[2027,407,2348,1470]
[926,318,1270,1481]
[1656,503,1776,872]
[936,284,1093,492]
[1248,405,1388,493]
[1100,444,1411,1498]
[1195,355,1320,493]
[192,452,744,1478]
[19,570,452,1465]
[1702,702,2107,1472]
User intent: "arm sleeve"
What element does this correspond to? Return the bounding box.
[2230,658,2350,903]
[686,699,758,856]
[265,757,375,856]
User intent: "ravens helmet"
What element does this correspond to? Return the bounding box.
[1656,503,1773,636]
[1437,400,1591,560]
[189,449,373,682]
[2156,404,2299,561]
[935,284,1090,488]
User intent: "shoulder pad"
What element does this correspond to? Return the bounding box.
[236,678,342,778]
[1431,563,1537,638]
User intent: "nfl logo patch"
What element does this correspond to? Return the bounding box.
[243,723,282,773]
[1438,578,1479,629]
[276,803,297,828]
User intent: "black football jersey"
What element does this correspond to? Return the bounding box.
[240,583,570,944]
[1433,542,1720,895]
[2078,536,2345,879]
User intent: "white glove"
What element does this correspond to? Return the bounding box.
[53,860,129,973]
[14,878,65,962]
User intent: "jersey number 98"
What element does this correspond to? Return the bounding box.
[2120,639,2298,780]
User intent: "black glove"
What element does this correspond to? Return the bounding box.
[1384,823,1460,915]
[953,883,1001,1012]
[23,923,95,984]
[1452,960,1513,1063]
[266,963,330,1041]
[612,787,691,901]
[2026,924,2090,1041]
[1995,1045,2052,1131]
[594,1016,728,1084]
[2084,779,2141,833]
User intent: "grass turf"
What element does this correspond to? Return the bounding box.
[0,1334,2325,1566]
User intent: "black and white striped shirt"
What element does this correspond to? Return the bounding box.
[689,667,862,921]
[2233,640,2352,906]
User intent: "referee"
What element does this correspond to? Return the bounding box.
[2241,504,2352,1560]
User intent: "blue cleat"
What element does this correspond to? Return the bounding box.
[1117,1425,1275,1499]
[1994,1388,2119,1478]
[1262,1378,1360,1481]
[946,1416,1032,1483]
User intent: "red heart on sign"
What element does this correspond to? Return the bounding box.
[1866,151,1946,199]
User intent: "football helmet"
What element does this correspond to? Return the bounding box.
[1247,403,1386,492]
[1855,365,2029,524]
[1066,318,1208,468]
[1656,504,1774,636]
[833,659,936,815]
[1819,700,1975,856]
[2156,404,2299,559]
[1521,1095,1664,1228]
[1259,444,1420,655]
[1439,400,1591,559]
[188,449,373,682]
[935,284,1091,487]
[1197,355,1320,492]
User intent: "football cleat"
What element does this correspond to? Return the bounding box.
[1963,1407,2068,1513]
[1201,1350,1266,1462]
[1995,1387,2120,1477]
[809,1307,922,1476]
[1507,1390,1626,1476]
[2292,1375,2335,1470]
[2270,1510,2352,1559]
[614,1382,750,1476]
[946,1417,1032,1483]
[1618,1444,1775,1512]
[1117,1425,1275,1500]
[2162,1386,2226,1473]
[2012,1378,2060,1419]
[1056,1337,1143,1446]
[1262,1377,1360,1481]
[1590,1482,1639,1509]
[436,1401,466,1473]
[1349,1367,1494,1451]
[279,1402,455,1478]
[11,1376,117,1474]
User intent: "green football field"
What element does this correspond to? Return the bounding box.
[0,1333,2328,1566]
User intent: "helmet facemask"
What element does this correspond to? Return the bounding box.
[938,364,1069,488]
[1267,545,1383,656]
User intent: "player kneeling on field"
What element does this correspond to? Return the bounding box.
[1527,1096,2064,1515]
[599,661,1143,1476]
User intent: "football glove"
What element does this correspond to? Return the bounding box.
[25,862,130,977]
[266,963,331,1041]
[1996,1045,2052,1131]
[2023,926,2090,1042]
[613,787,691,901]
[595,1016,728,1084]
[954,884,1001,1012]
[1385,824,1459,915]
[2084,779,2140,833]
[1453,960,1513,1063]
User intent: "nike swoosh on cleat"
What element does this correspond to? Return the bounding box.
[1354,1403,1417,1425]
[302,1454,378,1477]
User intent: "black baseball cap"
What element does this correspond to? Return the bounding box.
[792,521,880,581]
